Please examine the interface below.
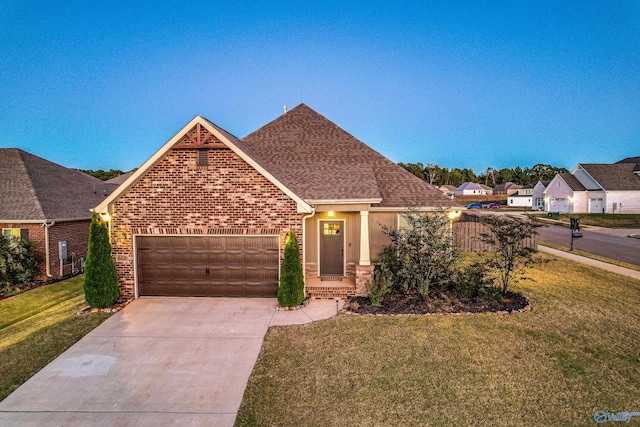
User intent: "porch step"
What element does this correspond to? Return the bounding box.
[306,283,356,300]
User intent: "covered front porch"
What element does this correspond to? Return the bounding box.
[302,205,389,299]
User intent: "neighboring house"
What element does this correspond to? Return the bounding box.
[0,148,116,280]
[455,182,492,196]
[507,184,535,209]
[438,185,456,199]
[570,163,640,213]
[544,173,588,213]
[544,161,640,213]
[519,184,535,195]
[494,182,522,195]
[94,104,455,300]
[531,180,550,211]
[479,184,494,195]
[104,171,135,185]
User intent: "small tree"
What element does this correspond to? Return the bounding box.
[479,215,541,294]
[379,211,459,298]
[84,213,119,308]
[277,229,305,307]
[0,235,38,293]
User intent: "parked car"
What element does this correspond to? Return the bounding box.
[465,203,483,209]
[487,202,501,209]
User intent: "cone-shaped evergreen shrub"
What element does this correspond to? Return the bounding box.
[277,229,305,307]
[84,213,120,308]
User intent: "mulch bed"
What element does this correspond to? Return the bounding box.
[345,289,530,315]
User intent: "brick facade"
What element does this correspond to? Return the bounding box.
[109,146,303,298]
[48,220,91,278]
[0,220,89,280]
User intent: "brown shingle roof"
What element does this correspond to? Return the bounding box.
[0,148,115,220]
[558,173,587,191]
[579,163,640,191]
[241,104,451,208]
[104,171,135,185]
[616,156,640,164]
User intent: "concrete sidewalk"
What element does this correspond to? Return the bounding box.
[538,245,640,281]
[0,298,342,427]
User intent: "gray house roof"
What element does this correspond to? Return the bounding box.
[558,173,587,191]
[241,104,452,208]
[579,163,640,191]
[0,148,115,221]
[455,182,486,192]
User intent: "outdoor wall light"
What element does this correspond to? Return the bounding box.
[99,212,111,222]
[328,211,335,217]
[447,210,461,220]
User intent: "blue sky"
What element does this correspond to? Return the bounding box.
[1,1,638,173]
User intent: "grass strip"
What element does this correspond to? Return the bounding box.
[539,241,640,272]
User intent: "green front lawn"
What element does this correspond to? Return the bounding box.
[557,213,640,228]
[0,276,111,400]
[237,253,640,426]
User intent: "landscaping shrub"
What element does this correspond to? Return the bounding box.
[277,230,305,307]
[378,211,459,298]
[83,213,119,308]
[479,215,541,294]
[366,265,392,306]
[454,262,489,300]
[479,285,503,303]
[0,235,38,294]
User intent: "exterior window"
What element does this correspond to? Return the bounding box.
[2,228,28,241]
[197,149,209,166]
[323,223,340,235]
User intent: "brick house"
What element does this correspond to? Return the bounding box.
[0,148,116,280]
[95,104,454,300]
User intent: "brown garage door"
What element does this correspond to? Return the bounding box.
[136,236,279,297]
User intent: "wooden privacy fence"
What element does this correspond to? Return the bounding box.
[453,221,538,252]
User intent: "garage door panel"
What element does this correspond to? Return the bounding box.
[137,236,279,297]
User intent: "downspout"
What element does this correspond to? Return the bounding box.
[301,207,317,294]
[43,221,55,278]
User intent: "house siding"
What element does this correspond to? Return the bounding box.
[604,191,640,214]
[304,211,360,280]
[0,220,89,280]
[47,220,91,278]
[1,223,47,279]
[109,148,302,299]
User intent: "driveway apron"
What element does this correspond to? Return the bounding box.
[0,298,278,426]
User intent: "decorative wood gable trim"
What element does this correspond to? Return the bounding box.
[94,115,313,214]
[172,123,228,149]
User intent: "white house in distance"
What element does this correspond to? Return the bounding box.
[507,184,535,208]
[544,158,640,213]
[455,182,493,196]
[532,180,550,211]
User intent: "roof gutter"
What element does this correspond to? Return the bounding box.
[0,217,91,223]
[43,221,55,278]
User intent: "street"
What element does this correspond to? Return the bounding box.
[537,224,640,266]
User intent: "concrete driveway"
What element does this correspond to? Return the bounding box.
[0,298,339,426]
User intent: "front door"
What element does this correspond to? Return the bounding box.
[320,221,344,276]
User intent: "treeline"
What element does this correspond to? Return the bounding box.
[78,169,128,181]
[398,163,569,188]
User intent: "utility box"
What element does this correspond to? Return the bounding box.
[58,241,68,260]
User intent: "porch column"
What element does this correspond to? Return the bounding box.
[359,211,370,266]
